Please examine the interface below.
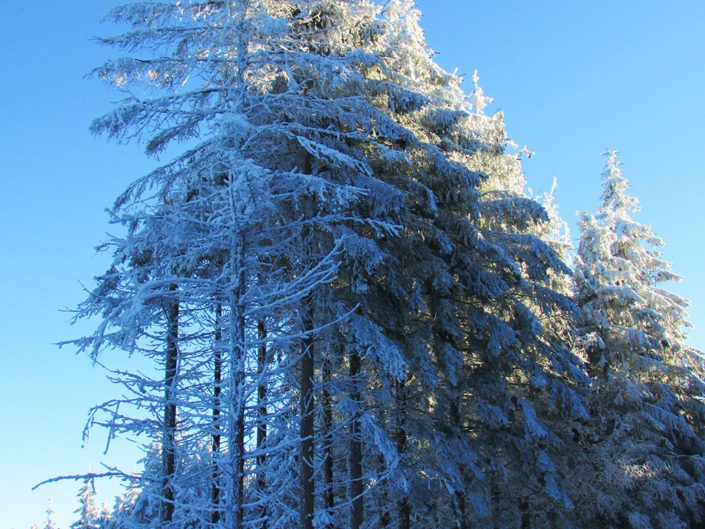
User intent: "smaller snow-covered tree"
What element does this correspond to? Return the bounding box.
[71,480,100,529]
[574,151,705,529]
[43,498,57,529]
[576,152,693,368]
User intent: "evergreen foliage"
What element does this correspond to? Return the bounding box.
[45,3,705,529]
[574,151,705,529]
[71,480,101,529]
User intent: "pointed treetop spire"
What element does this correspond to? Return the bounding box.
[470,69,492,114]
[597,149,640,219]
[43,498,56,529]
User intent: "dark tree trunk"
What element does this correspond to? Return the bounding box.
[233,295,246,529]
[211,304,223,525]
[161,292,179,524]
[300,302,315,529]
[226,260,247,529]
[257,318,268,529]
[322,355,335,527]
[378,453,391,527]
[449,397,468,529]
[349,348,363,529]
[300,152,316,529]
[395,381,410,529]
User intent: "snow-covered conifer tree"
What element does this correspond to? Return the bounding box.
[75,2,427,528]
[71,480,100,529]
[356,55,587,526]
[450,79,588,528]
[71,1,596,528]
[574,151,705,529]
[43,499,57,529]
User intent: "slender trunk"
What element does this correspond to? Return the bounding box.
[395,381,410,529]
[299,152,316,529]
[161,291,179,524]
[231,295,246,529]
[226,260,247,529]
[449,397,468,529]
[378,452,391,527]
[223,1,250,522]
[322,355,335,526]
[300,300,315,529]
[224,80,248,524]
[211,304,223,525]
[257,319,268,529]
[349,348,363,529]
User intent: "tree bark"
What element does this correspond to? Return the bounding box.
[226,261,247,529]
[395,381,410,529]
[161,291,178,524]
[300,302,315,529]
[449,397,468,529]
[377,450,391,527]
[300,152,316,529]
[257,318,268,529]
[349,348,363,529]
[232,302,246,529]
[322,355,335,527]
[211,304,223,525]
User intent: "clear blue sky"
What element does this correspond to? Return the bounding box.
[1,2,704,528]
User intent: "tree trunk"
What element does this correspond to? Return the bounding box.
[449,397,468,529]
[233,308,246,529]
[211,304,223,525]
[378,452,391,527]
[300,152,316,529]
[161,291,178,524]
[227,264,247,529]
[395,381,410,529]
[349,348,363,529]
[322,355,335,527]
[257,319,268,529]
[300,302,315,529]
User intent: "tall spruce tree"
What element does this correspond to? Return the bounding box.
[71,2,594,528]
[574,152,705,529]
[313,7,588,527]
[439,75,587,528]
[77,2,426,528]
